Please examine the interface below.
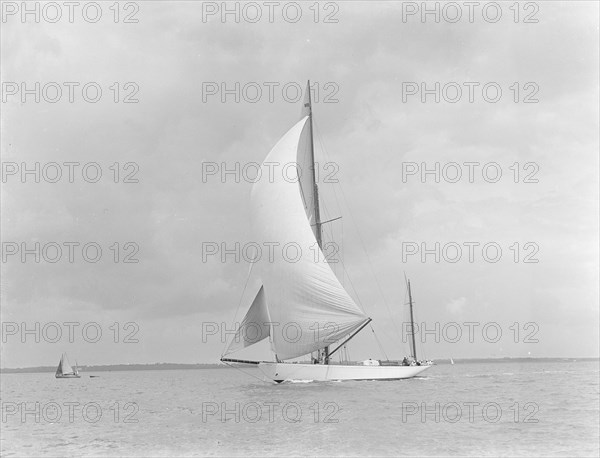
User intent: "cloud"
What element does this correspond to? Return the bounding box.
[2,2,598,366]
[445,297,467,315]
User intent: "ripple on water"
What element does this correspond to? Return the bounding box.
[1,362,598,457]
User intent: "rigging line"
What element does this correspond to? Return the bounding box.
[320,198,340,248]
[312,117,403,356]
[404,278,415,357]
[298,176,308,213]
[319,197,341,276]
[221,361,276,385]
[311,116,345,289]
[297,141,313,214]
[337,255,363,308]
[313,121,404,340]
[311,121,362,309]
[336,256,400,358]
[370,324,389,360]
[221,261,255,357]
[341,214,344,286]
[336,256,395,354]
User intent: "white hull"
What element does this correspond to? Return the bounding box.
[258,362,430,382]
[55,373,81,378]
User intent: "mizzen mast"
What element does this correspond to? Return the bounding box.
[407,280,418,362]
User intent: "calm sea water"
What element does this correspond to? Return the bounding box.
[1,360,598,457]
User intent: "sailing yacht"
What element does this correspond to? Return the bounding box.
[221,81,431,382]
[55,353,81,378]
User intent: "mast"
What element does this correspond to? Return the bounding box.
[306,80,323,249]
[408,280,417,361]
[306,80,328,364]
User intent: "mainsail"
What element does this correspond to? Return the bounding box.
[297,84,319,237]
[225,116,369,361]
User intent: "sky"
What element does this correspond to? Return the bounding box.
[1,1,598,367]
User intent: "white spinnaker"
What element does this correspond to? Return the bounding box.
[251,117,369,360]
[224,286,271,355]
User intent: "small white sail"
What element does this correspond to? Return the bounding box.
[61,353,74,374]
[224,286,271,355]
[251,117,369,360]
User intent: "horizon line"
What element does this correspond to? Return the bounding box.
[2,356,599,372]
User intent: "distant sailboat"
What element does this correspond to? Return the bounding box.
[221,81,432,382]
[450,357,455,365]
[55,353,81,378]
